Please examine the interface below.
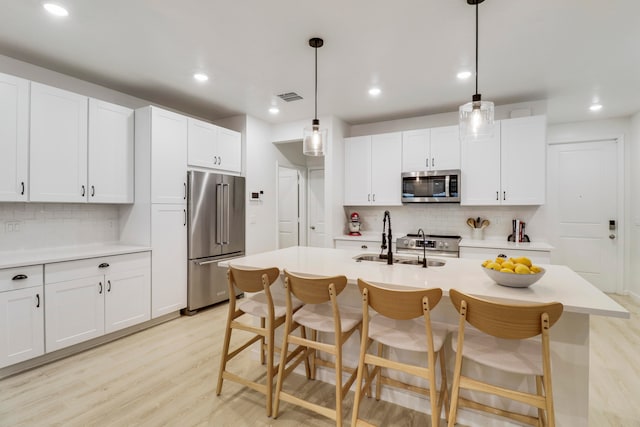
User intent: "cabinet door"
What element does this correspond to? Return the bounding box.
[45,275,105,352]
[151,204,187,318]
[217,127,242,173]
[500,115,546,205]
[0,286,44,368]
[430,125,461,170]
[370,132,402,206]
[30,82,88,203]
[460,123,501,205]
[88,99,134,203]
[0,73,29,202]
[105,266,151,333]
[402,129,429,172]
[187,118,218,169]
[151,108,188,204]
[344,136,372,205]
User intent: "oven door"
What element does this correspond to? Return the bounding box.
[401,170,460,203]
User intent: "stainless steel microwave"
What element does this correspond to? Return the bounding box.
[401,169,461,203]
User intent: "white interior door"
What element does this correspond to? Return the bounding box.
[278,166,299,249]
[308,168,325,247]
[548,140,620,292]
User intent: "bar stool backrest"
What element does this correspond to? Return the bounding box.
[357,280,442,320]
[284,270,348,304]
[449,289,563,339]
[229,266,280,293]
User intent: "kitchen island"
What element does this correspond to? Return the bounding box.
[221,246,629,426]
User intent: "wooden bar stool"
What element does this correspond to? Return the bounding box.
[447,289,564,427]
[273,270,363,427]
[351,279,450,427]
[216,265,307,417]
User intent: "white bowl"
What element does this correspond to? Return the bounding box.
[481,265,546,288]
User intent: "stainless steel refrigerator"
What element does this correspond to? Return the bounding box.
[186,171,245,313]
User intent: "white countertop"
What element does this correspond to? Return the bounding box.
[460,238,554,251]
[333,232,383,242]
[221,246,627,319]
[0,244,151,269]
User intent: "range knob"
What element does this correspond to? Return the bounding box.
[438,241,444,248]
[444,242,449,248]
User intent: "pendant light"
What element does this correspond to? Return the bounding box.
[303,37,326,156]
[459,0,494,141]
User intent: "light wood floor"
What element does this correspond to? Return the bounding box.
[1,294,638,427]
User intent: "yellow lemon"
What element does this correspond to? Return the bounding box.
[515,257,532,267]
[482,259,491,267]
[515,264,531,274]
[487,262,502,271]
[500,268,515,273]
[501,261,515,270]
[494,257,505,265]
[530,265,542,274]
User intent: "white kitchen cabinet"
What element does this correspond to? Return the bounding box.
[151,204,187,318]
[402,126,460,172]
[500,115,546,205]
[29,82,88,203]
[135,106,188,204]
[45,252,151,352]
[461,115,546,206]
[344,132,402,206]
[88,99,134,203]
[188,118,241,173]
[0,265,44,369]
[0,73,29,202]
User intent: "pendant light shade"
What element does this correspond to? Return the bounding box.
[459,0,494,141]
[303,37,326,156]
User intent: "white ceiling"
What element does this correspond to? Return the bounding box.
[2,0,639,126]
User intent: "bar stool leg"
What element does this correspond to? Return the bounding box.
[216,308,234,395]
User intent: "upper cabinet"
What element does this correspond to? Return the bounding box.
[402,125,460,172]
[30,82,88,203]
[461,115,546,205]
[0,73,29,202]
[135,106,188,205]
[88,99,134,203]
[187,118,241,173]
[29,82,134,204]
[344,132,402,206]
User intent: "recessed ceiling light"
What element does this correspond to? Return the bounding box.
[457,71,472,80]
[368,87,381,96]
[589,103,603,111]
[269,106,280,114]
[43,3,69,17]
[193,73,209,82]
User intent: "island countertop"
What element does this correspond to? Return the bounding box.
[221,246,628,319]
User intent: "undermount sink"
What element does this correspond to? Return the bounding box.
[353,254,446,267]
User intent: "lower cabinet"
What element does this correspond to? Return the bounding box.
[0,265,44,369]
[44,252,150,352]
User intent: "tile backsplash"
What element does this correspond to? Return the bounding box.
[0,203,120,251]
[344,204,546,242]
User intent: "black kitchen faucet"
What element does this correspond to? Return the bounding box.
[416,228,427,268]
[380,210,393,265]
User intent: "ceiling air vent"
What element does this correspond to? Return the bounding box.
[277,92,303,102]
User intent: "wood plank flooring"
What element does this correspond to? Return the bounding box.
[1,294,638,427]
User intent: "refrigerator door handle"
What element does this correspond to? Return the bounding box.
[194,259,221,266]
[216,183,223,244]
[223,183,230,244]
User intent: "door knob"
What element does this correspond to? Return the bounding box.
[609,234,616,239]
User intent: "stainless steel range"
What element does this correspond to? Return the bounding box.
[396,234,461,258]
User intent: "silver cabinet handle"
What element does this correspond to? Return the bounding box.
[183,209,187,226]
[432,158,434,167]
[372,194,376,202]
[184,182,187,200]
[368,194,371,202]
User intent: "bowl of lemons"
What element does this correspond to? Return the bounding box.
[481,256,545,288]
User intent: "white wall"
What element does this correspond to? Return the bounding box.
[629,112,640,299]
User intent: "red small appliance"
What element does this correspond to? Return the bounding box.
[348,212,362,236]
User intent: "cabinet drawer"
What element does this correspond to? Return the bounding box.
[45,252,151,284]
[0,265,43,292]
[335,239,379,250]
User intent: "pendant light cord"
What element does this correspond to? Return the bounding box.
[475,1,479,96]
[314,45,318,121]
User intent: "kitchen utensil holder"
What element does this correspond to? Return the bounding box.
[471,228,484,240]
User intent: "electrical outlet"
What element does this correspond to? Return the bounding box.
[5,221,21,232]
